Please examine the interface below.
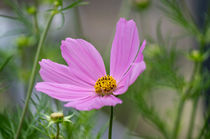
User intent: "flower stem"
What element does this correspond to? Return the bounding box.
[172,62,200,139]
[15,12,55,139]
[197,111,210,139]
[108,106,114,139]
[187,97,199,139]
[33,12,40,36]
[56,123,60,139]
[172,95,186,139]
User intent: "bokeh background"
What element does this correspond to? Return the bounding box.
[0,0,209,139]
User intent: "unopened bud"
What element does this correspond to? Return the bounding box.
[50,112,64,122]
[27,6,37,15]
[54,0,62,8]
[188,50,204,62]
[133,0,150,11]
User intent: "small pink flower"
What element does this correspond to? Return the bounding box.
[35,18,146,111]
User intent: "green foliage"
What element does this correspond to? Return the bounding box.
[63,111,95,139]
[0,93,97,139]
[0,55,13,73]
[127,22,184,138]
[0,0,210,138]
[128,0,210,138]
[160,0,199,36]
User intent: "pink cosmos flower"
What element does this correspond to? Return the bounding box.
[35,18,146,111]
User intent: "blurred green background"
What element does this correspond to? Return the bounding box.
[0,0,210,139]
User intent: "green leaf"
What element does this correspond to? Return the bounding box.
[60,1,89,12]
[0,14,19,20]
[0,55,13,73]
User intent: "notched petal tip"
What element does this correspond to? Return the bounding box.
[111,17,140,82]
[39,59,48,64]
[35,82,42,91]
[140,40,146,53]
[118,17,136,25]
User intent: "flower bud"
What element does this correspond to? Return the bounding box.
[16,36,36,48]
[54,0,63,8]
[50,112,64,123]
[27,6,37,15]
[16,36,29,48]
[133,0,151,11]
[188,50,204,62]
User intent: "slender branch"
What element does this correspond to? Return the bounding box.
[33,12,40,35]
[187,97,199,139]
[56,123,60,139]
[108,106,114,139]
[172,62,200,139]
[197,111,210,139]
[172,95,186,139]
[15,12,55,139]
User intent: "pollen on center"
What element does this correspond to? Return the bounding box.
[94,75,117,96]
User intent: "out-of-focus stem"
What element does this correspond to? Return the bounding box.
[108,106,114,139]
[187,97,199,139]
[197,111,210,139]
[172,62,200,139]
[33,12,40,35]
[172,94,186,139]
[56,123,60,139]
[15,12,55,139]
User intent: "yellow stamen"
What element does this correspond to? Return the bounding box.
[94,75,117,96]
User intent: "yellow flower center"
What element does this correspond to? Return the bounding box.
[94,75,117,96]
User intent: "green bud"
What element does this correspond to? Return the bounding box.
[16,36,29,48]
[27,6,37,15]
[54,0,63,8]
[133,0,151,11]
[188,50,204,62]
[16,36,36,48]
[43,112,73,127]
[50,112,64,123]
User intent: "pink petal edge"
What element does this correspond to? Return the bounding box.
[35,82,94,102]
[64,95,122,111]
[61,38,106,84]
[110,18,140,82]
[114,40,146,95]
[39,59,92,87]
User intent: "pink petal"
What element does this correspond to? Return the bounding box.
[128,61,146,85]
[135,40,146,62]
[128,40,146,85]
[64,95,122,111]
[35,82,94,101]
[113,73,129,95]
[61,38,106,84]
[110,18,140,82]
[39,59,92,87]
[114,40,146,95]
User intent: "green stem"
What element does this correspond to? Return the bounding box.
[172,95,186,139]
[108,106,114,139]
[172,62,200,139]
[33,12,40,36]
[197,111,210,139]
[187,97,199,139]
[15,12,55,139]
[56,123,60,139]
